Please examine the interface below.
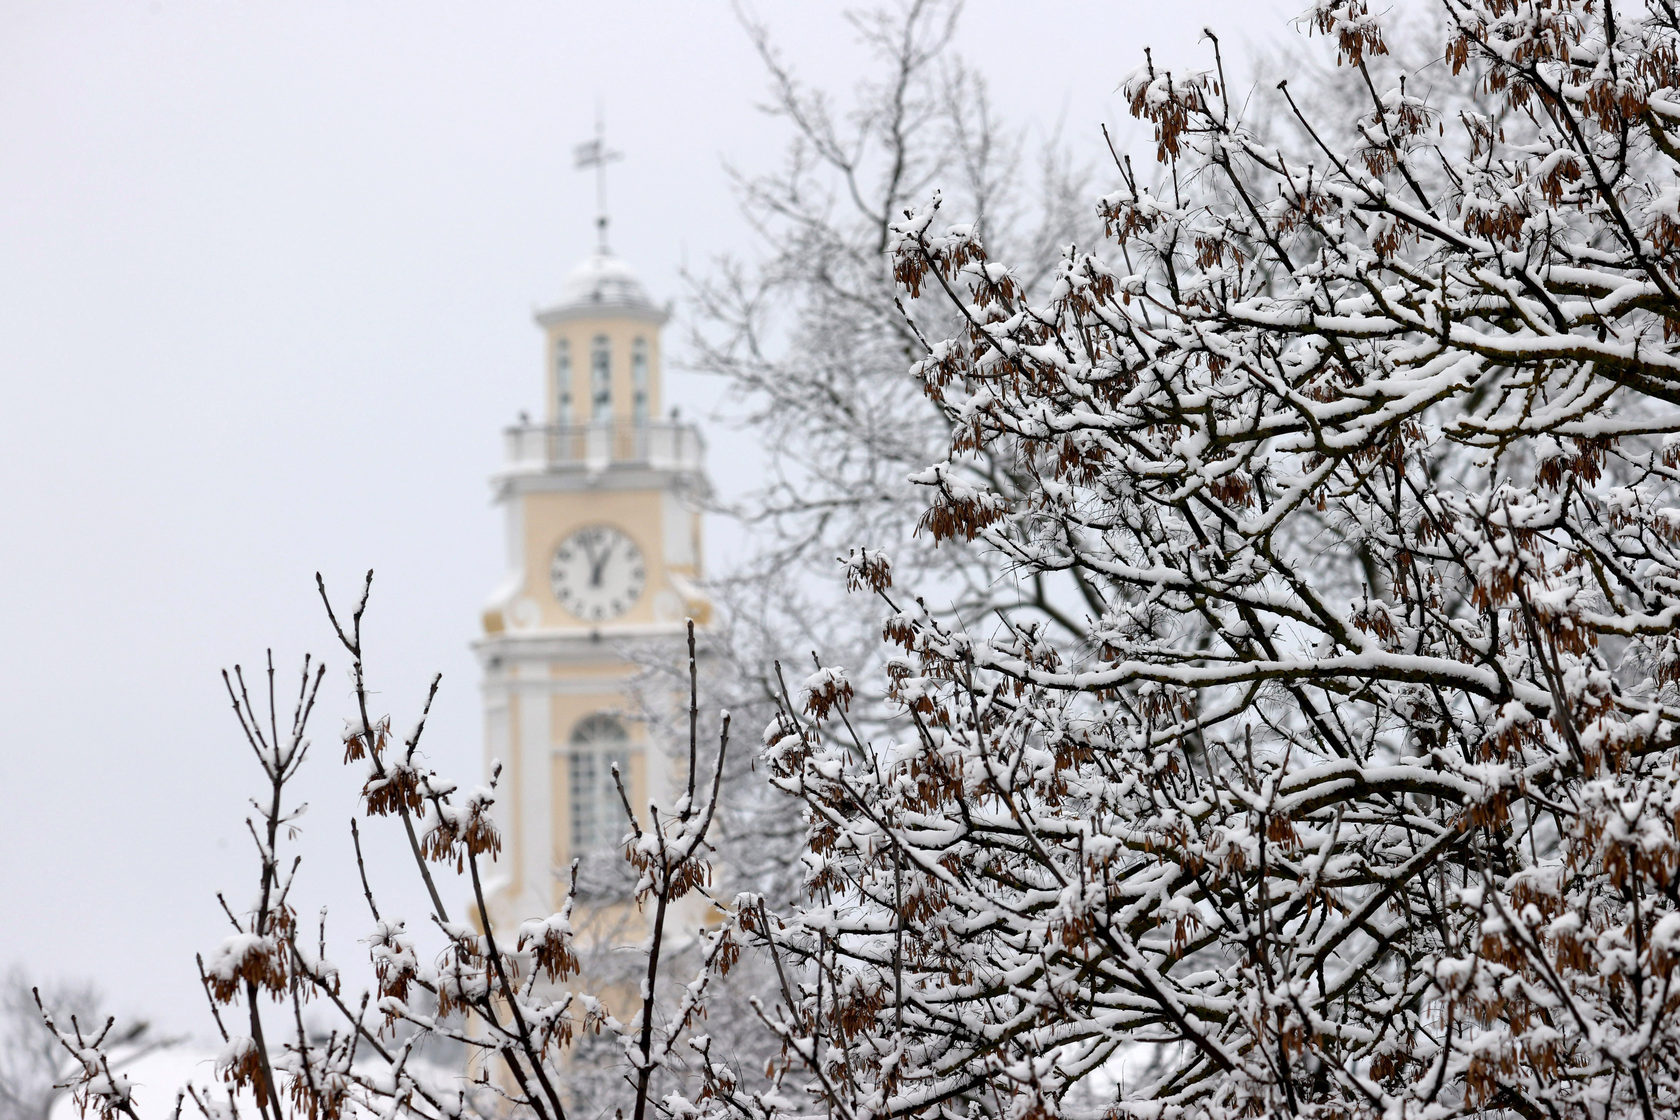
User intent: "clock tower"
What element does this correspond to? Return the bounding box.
[476,243,708,927]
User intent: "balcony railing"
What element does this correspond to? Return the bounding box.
[502,420,705,473]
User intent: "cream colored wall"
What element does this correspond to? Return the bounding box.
[545,316,663,426]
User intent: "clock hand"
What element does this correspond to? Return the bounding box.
[577,534,602,573]
[589,540,614,587]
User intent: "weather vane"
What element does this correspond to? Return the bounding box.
[573,109,623,256]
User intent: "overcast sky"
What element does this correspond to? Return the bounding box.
[1,0,1301,1035]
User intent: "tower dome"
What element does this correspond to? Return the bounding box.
[536,251,665,325]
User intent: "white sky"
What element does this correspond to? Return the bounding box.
[1,0,1300,1036]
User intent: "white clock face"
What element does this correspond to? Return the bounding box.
[550,524,646,622]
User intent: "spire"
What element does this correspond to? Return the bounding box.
[572,109,622,256]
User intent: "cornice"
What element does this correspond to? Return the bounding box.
[473,621,701,666]
[490,465,711,501]
[533,302,670,329]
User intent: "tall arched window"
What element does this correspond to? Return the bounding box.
[554,338,572,425]
[568,713,629,851]
[590,334,612,420]
[631,337,650,425]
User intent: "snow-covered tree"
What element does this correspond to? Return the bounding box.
[754,2,1680,1117]
[1,974,159,1120]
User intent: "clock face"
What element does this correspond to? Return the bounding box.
[550,524,646,622]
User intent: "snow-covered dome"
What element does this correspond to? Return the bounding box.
[536,251,665,324]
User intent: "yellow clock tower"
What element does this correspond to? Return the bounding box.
[476,241,708,926]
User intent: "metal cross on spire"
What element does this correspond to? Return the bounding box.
[572,110,623,256]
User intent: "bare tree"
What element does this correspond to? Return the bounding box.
[37,577,748,1120]
[690,0,1093,696]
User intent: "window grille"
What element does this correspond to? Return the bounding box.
[555,338,572,424]
[590,335,612,420]
[631,337,649,424]
[568,713,629,851]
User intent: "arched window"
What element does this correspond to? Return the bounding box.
[554,338,572,425]
[590,334,612,420]
[631,337,650,424]
[568,713,629,851]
